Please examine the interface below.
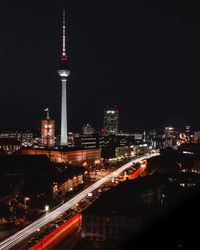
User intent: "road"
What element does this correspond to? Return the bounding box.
[0,153,158,250]
[28,214,81,250]
[50,228,80,250]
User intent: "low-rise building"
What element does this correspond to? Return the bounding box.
[0,138,21,154]
[52,166,84,199]
[21,147,101,165]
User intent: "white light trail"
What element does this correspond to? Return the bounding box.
[0,153,159,250]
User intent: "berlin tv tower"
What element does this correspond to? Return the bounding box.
[58,10,70,146]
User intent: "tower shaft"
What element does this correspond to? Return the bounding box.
[60,78,68,145]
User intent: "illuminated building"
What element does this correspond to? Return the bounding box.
[40,109,55,148]
[52,167,84,199]
[103,107,119,135]
[164,126,178,147]
[21,147,101,165]
[79,134,99,149]
[194,131,200,142]
[83,124,95,135]
[0,130,34,146]
[0,138,21,154]
[185,125,190,135]
[58,10,70,146]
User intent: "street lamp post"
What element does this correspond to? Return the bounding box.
[24,197,30,206]
[37,228,43,250]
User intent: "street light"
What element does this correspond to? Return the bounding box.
[36,228,42,250]
[24,197,30,206]
[44,205,49,212]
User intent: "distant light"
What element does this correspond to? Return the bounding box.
[88,192,92,197]
[94,160,100,164]
[45,205,49,212]
[139,144,148,147]
[106,110,115,114]
[83,162,87,167]
[183,151,194,155]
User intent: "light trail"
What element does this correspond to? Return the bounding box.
[0,153,159,250]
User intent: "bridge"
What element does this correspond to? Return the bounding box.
[0,153,159,250]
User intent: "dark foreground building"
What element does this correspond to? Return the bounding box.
[81,173,200,250]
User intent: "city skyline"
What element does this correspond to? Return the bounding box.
[0,1,200,132]
[0,2,199,249]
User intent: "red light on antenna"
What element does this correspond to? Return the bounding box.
[61,55,67,62]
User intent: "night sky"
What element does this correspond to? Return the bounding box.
[0,1,200,132]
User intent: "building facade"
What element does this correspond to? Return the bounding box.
[103,108,119,135]
[83,124,95,135]
[0,138,21,154]
[41,117,55,148]
[21,148,101,165]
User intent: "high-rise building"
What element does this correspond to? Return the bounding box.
[58,10,70,146]
[41,109,55,148]
[103,107,119,135]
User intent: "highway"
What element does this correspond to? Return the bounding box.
[0,153,158,250]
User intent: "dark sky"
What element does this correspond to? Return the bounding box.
[0,0,200,132]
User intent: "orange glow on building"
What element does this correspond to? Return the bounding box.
[41,119,55,148]
[21,148,101,165]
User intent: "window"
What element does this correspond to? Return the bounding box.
[86,216,91,222]
[105,217,110,223]
[93,226,97,233]
[99,226,103,234]
[105,226,110,234]
[86,226,91,232]
[112,226,116,234]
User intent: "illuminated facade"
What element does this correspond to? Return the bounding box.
[58,10,70,146]
[40,109,55,148]
[0,138,21,154]
[21,148,101,165]
[164,127,179,147]
[103,108,119,135]
[83,124,95,135]
[52,174,83,199]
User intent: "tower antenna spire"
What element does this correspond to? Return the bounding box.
[62,10,66,56]
[45,108,50,120]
